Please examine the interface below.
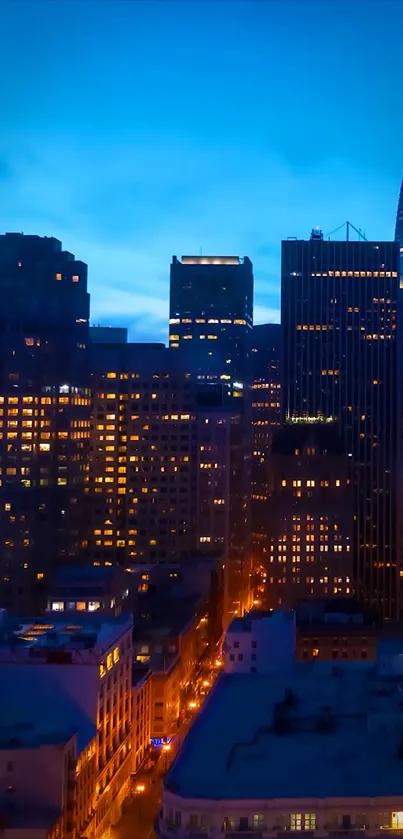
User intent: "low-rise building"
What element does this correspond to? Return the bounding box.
[0,611,133,839]
[295,598,379,662]
[223,610,295,674]
[158,638,403,838]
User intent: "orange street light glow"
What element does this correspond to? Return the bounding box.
[162,743,171,752]
[188,701,197,709]
[136,784,145,793]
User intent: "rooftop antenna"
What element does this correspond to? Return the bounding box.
[326,221,367,242]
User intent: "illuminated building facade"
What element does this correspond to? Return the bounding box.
[282,236,400,619]
[259,422,353,609]
[89,343,250,621]
[196,395,252,626]
[169,256,253,394]
[89,343,199,566]
[132,668,151,772]
[0,611,133,839]
[250,323,281,582]
[0,233,90,613]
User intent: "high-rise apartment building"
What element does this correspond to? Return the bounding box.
[169,256,254,393]
[260,422,353,609]
[0,233,90,613]
[282,234,400,619]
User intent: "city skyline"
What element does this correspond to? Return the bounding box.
[1,0,402,342]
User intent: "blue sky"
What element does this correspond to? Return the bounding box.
[1,0,402,341]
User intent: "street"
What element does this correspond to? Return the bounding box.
[114,654,222,839]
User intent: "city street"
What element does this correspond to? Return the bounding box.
[114,655,222,839]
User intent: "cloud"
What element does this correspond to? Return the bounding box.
[0,134,398,340]
[254,304,281,325]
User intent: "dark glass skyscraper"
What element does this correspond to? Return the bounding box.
[0,233,90,613]
[282,234,400,619]
[395,179,403,246]
[169,256,254,394]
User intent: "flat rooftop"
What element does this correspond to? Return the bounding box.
[0,668,95,751]
[0,611,132,653]
[166,663,403,800]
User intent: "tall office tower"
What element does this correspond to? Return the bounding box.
[0,233,90,613]
[169,256,254,393]
[89,345,250,622]
[261,422,353,609]
[197,386,252,627]
[250,323,281,578]
[282,233,400,619]
[89,343,199,565]
[395,179,403,247]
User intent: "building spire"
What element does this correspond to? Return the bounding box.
[395,178,403,243]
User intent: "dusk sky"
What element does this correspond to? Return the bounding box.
[1,0,402,342]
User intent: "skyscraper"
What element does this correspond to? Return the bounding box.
[395,178,403,246]
[169,256,254,394]
[263,421,353,609]
[282,233,400,619]
[0,233,90,612]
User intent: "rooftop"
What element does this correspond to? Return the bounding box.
[166,663,403,801]
[0,666,95,751]
[51,564,122,585]
[0,611,132,655]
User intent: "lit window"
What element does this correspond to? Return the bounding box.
[113,646,120,663]
[88,601,100,612]
[72,275,79,282]
[56,273,62,281]
[52,601,64,611]
[76,601,86,611]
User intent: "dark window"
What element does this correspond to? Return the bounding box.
[238,654,243,662]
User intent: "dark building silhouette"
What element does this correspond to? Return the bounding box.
[169,256,254,395]
[282,234,400,619]
[0,233,90,613]
[395,179,403,247]
[90,325,128,344]
[260,422,353,610]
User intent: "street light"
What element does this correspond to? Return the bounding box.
[162,743,172,770]
[188,700,197,709]
[135,783,145,794]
